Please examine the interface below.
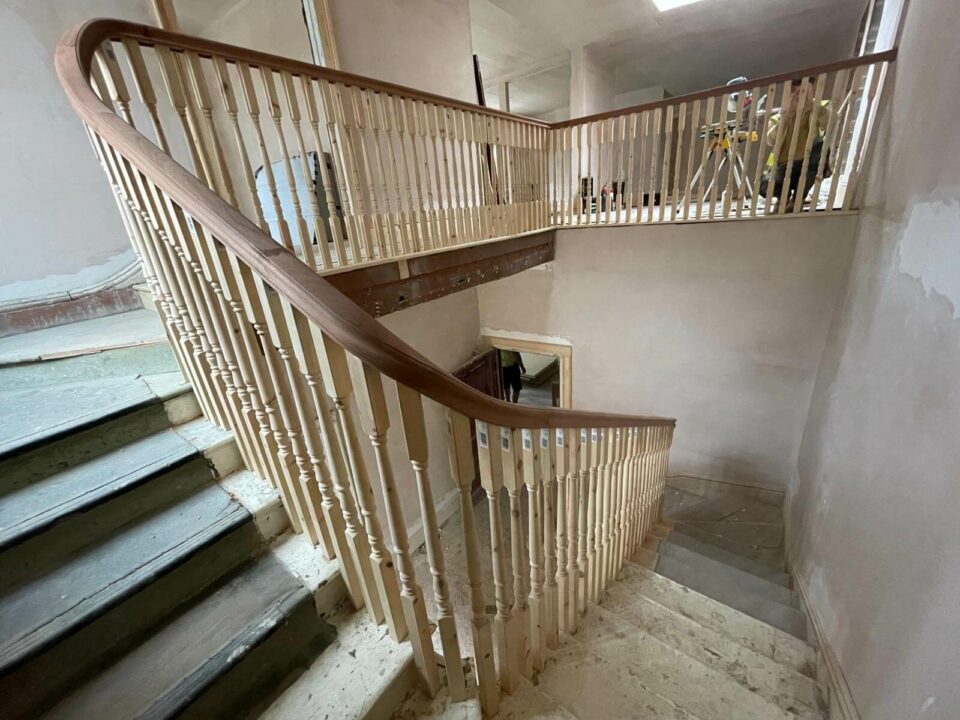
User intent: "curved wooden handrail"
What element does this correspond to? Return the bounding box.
[56,18,673,430]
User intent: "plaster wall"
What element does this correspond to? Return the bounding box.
[178,0,313,62]
[329,0,476,103]
[0,1,157,305]
[477,216,857,488]
[786,1,960,717]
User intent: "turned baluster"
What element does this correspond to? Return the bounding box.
[809,70,849,211]
[448,412,498,717]
[521,428,546,673]
[576,428,591,616]
[317,79,363,263]
[539,429,559,649]
[477,421,518,694]
[565,428,580,632]
[391,95,425,252]
[184,51,237,207]
[500,426,530,678]
[374,92,413,255]
[356,88,396,257]
[280,70,333,269]
[338,84,380,260]
[352,361,445,692]
[118,39,169,153]
[315,337,402,636]
[749,84,777,218]
[670,104,686,222]
[395,386,467,699]
[554,428,569,634]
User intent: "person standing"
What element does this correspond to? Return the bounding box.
[500,350,526,403]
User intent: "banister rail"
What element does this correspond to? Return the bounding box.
[57,19,676,715]
[52,18,894,715]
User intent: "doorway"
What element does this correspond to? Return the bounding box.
[481,333,572,409]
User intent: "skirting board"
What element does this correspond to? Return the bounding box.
[792,572,862,720]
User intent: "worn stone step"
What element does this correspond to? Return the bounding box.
[0,418,234,552]
[0,372,197,466]
[566,604,820,720]
[669,494,783,525]
[659,531,792,586]
[635,552,808,640]
[0,482,257,698]
[45,555,334,720]
[675,520,784,549]
[609,587,823,715]
[602,563,816,678]
[666,476,785,508]
[653,543,798,607]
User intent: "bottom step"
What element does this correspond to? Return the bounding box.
[47,555,334,720]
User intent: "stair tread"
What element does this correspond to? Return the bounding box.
[641,554,808,640]
[566,604,821,720]
[670,523,786,570]
[603,563,816,677]
[0,483,247,672]
[609,586,823,714]
[663,531,792,586]
[655,542,798,606]
[46,555,310,720]
[0,428,199,551]
[0,374,190,460]
[669,494,783,524]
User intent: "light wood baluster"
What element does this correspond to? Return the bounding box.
[351,361,442,691]
[777,78,810,215]
[235,62,294,251]
[695,96,715,219]
[448,412,499,717]
[539,429,559,649]
[348,85,389,259]
[315,79,360,264]
[735,89,760,218]
[809,69,848,210]
[500,426,530,679]
[211,57,269,234]
[476,421,518,694]
[281,71,333,269]
[647,108,661,222]
[426,103,451,246]
[762,82,792,216]
[554,428,569,634]
[843,63,885,211]
[721,93,745,219]
[316,338,402,637]
[361,89,399,256]
[439,107,463,243]
[708,94,729,219]
[395,386,467,699]
[791,73,828,214]
[521,428,545,673]
[119,39,169,153]
[565,429,580,631]
[184,51,237,207]
[658,105,674,222]
[749,84,777,218]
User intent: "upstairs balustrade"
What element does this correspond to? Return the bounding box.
[56,19,891,715]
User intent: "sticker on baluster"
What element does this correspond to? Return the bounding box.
[501,427,511,451]
[591,428,598,442]
[556,428,564,447]
[540,429,549,449]
[616,428,621,439]
[522,429,533,451]
[581,428,588,443]
[477,421,488,449]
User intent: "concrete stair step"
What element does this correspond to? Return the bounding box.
[657,530,792,586]
[669,523,786,571]
[652,542,798,607]
[666,476,785,508]
[608,583,823,715]
[674,520,784,549]
[602,563,816,677]
[564,604,821,720]
[641,552,807,640]
[46,555,335,720]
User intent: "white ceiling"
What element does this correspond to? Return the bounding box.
[472,0,868,116]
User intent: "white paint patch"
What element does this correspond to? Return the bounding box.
[897,200,960,319]
[920,696,936,713]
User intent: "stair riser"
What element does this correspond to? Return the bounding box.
[0,397,200,489]
[0,458,218,589]
[0,522,262,719]
[662,532,792,586]
[169,593,335,720]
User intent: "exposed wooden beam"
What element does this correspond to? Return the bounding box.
[326,231,556,317]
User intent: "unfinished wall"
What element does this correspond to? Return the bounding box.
[178,0,312,61]
[0,0,157,308]
[787,1,960,718]
[477,216,857,488]
[329,0,476,103]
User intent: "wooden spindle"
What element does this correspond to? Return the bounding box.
[521,428,545,673]
[539,429,559,649]
[500,426,530,679]
[448,412,498,717]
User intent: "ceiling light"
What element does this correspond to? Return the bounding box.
[652,0,707,11]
